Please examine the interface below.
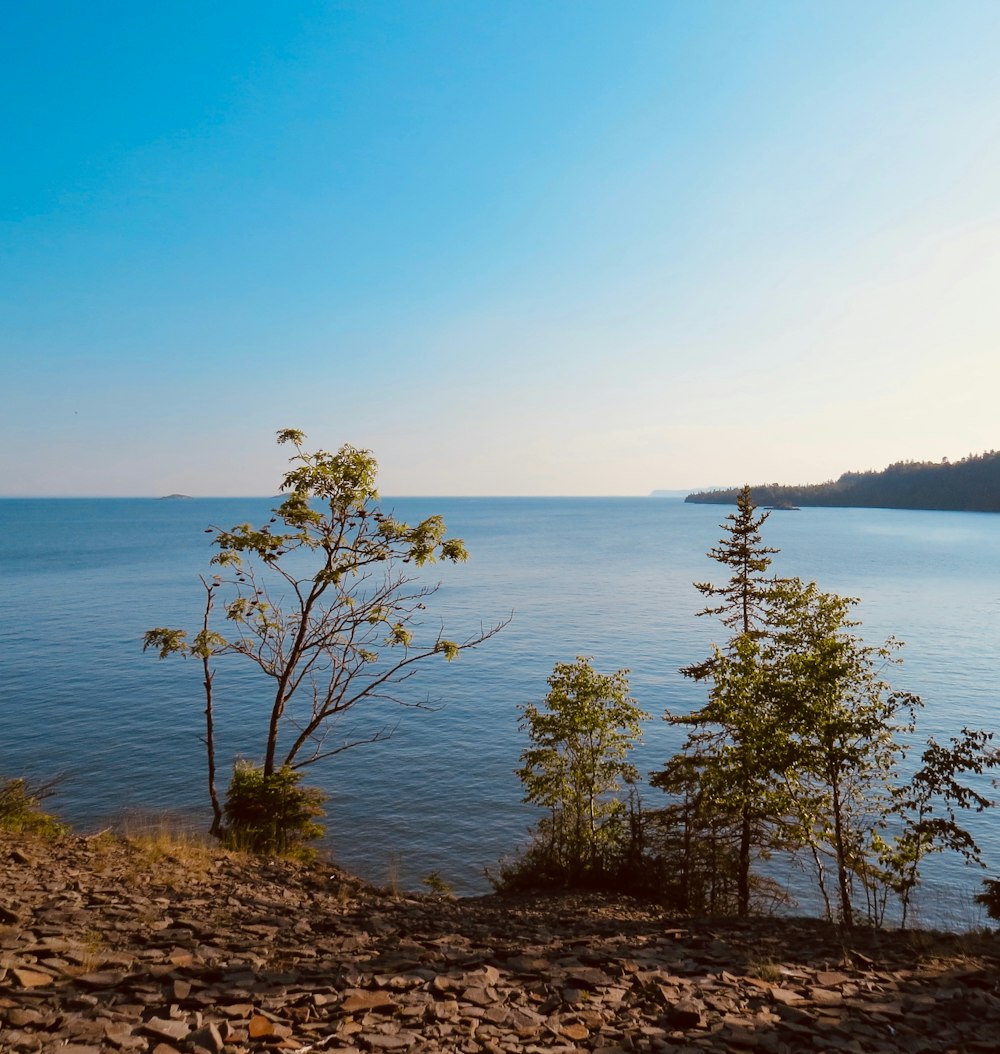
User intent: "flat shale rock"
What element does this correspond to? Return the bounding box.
[2,832,999,1053]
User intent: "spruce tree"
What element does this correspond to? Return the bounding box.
[682,485,779,680]
[663,486,786,915]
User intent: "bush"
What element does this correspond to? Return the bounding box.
[511,657,649,890]
[976,878,1000,922]
[491,790,668,896]
[0,777,66,837]
[421,870,455,897]
[221,762,326,858]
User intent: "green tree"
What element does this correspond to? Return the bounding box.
[649,748,747,914]
[145,429,506,850]
[683,484,779,680]
[768,579,921,927]
[660,487,787,916]
[663,489,997,926]
[881,728,999,927]
[665,634,794,916]
[222,762,326,857]
[515,656,649,885]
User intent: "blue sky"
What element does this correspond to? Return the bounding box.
[3,1,999,495]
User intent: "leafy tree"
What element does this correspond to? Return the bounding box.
[881,728,999,927]
[666,634,795,916]
[663,488,998,926]
[145,429,506,849]
[767,579,921,927]
[649,748,747,914]
[513,656,649,885]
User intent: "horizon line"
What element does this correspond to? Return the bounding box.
[0,492,701,501]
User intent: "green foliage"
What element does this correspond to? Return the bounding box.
[976,877,1000,922]
[421,870,454,897]
[658,489,996,928]
[649,750,746,914]
[146,428,506,849]
[664,489,788,915]
[493,787,657,895]
[687,485,779,650]
[765,578,921,927]
[221,762,326,858]
[665,632,796,916]
[0,777,67,837]
[509,657,649,889]
[882,728,1000,927]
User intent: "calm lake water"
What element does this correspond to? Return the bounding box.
[2,497,999,925]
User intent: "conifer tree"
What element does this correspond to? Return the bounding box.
[660,488,998,926]
[682,485,779,680]
[661,486,785,915]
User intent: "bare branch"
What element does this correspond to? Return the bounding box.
[145,429,506,849]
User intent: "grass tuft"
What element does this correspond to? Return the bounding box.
[0,776,67,837]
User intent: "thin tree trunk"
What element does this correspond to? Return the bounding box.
[738,804,751,916]
[203,658,223,837]
[198,579,224,837]
[263,581,323,775]
[830,774,854,928]
[808,838,833,922]
[682,794,694,912]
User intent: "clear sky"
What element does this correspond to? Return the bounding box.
[3,1,999,496]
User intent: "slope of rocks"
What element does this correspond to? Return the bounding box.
[2,831,999,1054]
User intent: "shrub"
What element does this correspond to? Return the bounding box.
[0,777,66,837]
[221,762,326,858]
[511,657,649,890]
[491,789,667,896]
[421,870,455,897]
[976,878,1000,922]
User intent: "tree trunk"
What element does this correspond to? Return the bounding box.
[738,804,751,916]
[830,774,854,928]
[198,580,224,838]
[203,662,223,837]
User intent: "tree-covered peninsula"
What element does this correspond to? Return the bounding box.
[685,450,1000,513]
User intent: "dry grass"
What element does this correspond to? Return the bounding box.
[81,814,227,889]
[58,930,110,977]
[125,833,223,886]
[383,851,402,896]
[746,956,783,983]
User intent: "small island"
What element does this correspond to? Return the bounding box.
[685,450,1000,513]
[158,493,193,500]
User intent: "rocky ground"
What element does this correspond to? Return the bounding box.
[2,832,1000,1054]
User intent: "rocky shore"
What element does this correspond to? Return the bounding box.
[2,831,999,1054]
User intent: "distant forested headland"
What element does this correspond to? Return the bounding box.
[685,450,1000,513]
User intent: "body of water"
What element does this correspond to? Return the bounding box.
[2,496,999,925]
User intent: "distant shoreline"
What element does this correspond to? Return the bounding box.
[684,450,1000,514]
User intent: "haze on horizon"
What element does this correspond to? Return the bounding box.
[2,2,998,498]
